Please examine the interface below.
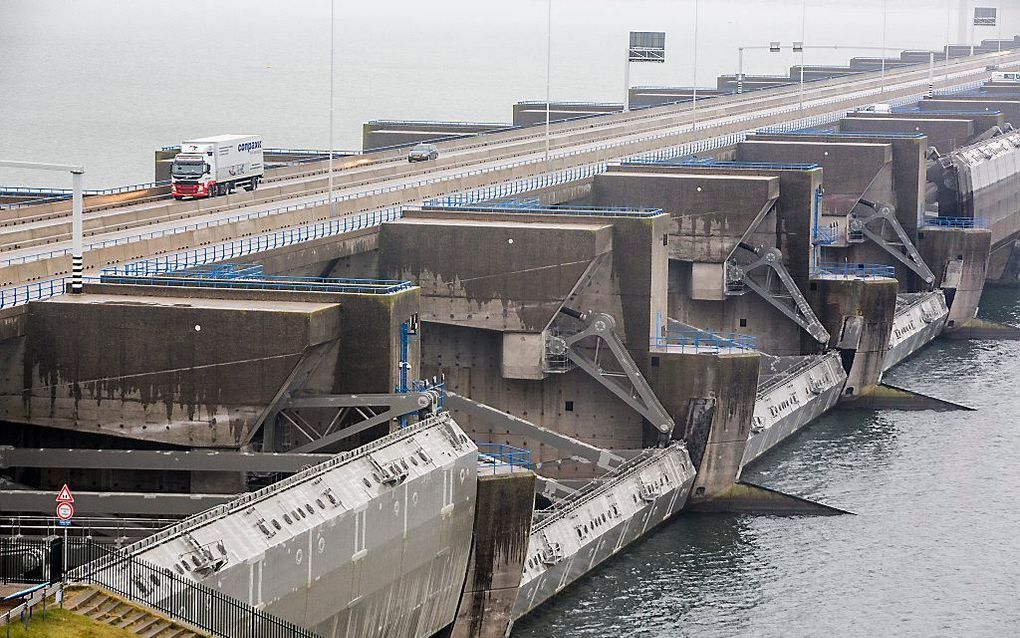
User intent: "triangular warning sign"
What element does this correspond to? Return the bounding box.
[56,484,74,503]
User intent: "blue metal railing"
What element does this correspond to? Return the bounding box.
[813,224,839,245]
[476,443,532,474]
[652,330,757,351]
[424,199,664,218]
[758,130,927,139]
[923,216,987,228]
[889,107,1005,116]
[98,272,413,295]
[628,158,822,171]
[168,263,265,279]
[812,262,896,278]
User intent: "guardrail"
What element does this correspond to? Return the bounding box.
[923,216,986,228]
[68,538,321,638]
[476,443,532,474]
[652,330,758,352]
[8,179,171,209]
[812,262,897,278]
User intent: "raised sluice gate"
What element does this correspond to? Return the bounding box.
[89,413,478,638]
[742,352,847,467]
[883,291,950,370]
[510,443,695,622]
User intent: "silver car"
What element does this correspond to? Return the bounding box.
[408,143,439,162]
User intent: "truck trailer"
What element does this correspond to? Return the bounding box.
[170,134,264,199]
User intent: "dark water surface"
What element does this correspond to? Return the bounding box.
[514,288,1020,637]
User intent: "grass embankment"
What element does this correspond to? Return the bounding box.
[3,607,137,638]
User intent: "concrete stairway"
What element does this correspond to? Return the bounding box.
[64,586,207,638]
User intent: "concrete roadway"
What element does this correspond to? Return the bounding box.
[1,49,1016,283]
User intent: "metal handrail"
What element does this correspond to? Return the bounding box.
[812,262,897,278]
[923,216,986,228]
[0,581,62,630]
[652,330,758,351]
[476,443,532,474]
[424,200,664,217]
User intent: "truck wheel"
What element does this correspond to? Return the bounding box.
[173,196,183,201]
[251,176,259,191]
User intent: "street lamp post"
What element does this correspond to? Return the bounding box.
[327,0,336,217]
[799,0,807,110]
[881,0,888,94]
[692,0,700,130]
[544,0,552,168]
[0,161,85,293]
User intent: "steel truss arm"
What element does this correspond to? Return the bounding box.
[853,200,936,285]
[554,309,675,436]
[727,248,830,343]
[286,393,434,453]
[446,391,625,469]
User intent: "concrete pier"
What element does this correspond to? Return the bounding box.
[648,349,759,504]
[447,470,535,638]
[810,276,898,400]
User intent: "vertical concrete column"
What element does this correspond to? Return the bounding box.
[646,351,760,505]
[810,278,898,399]
[917,227,992,328]
[447,471,535,638]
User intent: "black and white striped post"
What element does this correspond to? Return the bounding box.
[928,50,936,98]
[71,169,84,293]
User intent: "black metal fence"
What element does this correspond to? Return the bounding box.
[1,536,321,638]
[0,537,62,584]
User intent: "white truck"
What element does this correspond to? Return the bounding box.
[170,134,264,199]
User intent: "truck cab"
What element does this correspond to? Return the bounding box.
[170,153,214,198]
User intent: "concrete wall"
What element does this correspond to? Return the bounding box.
[738,138,896,220]
[379,218,613,333]
[1,287,337,448]
[667,260,804,355]
[840,116,975,153]
[809,277,898,398]
[920,97,1020,123]
[390,209,670,357]
[0,283,418,450]
[591,170,780,264]
[848,110,1005,139]
[433,322,646,477]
